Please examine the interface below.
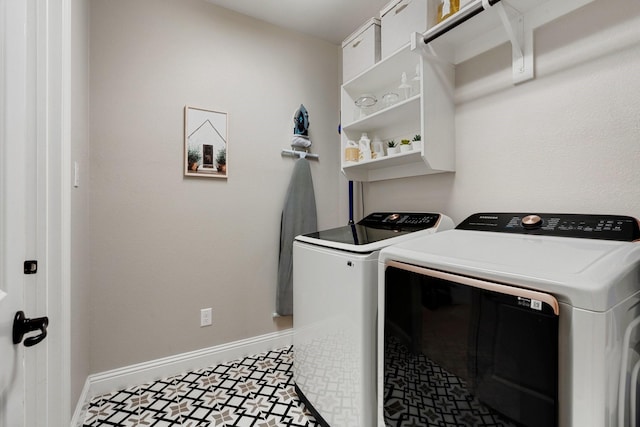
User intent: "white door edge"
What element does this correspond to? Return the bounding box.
[21,0,72,424]
[38,0,73,424]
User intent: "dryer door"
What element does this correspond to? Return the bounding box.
[382,261,559,427]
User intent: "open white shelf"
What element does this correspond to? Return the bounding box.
[343,95,420,136]
[342,47,419,104]
[343,150,432,182]
[340,0,596,182]
[341,35,455,181]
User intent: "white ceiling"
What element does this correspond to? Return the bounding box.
[205,0,391,45]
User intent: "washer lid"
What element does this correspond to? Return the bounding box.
[380,228,640,312]
[296,212,451,253]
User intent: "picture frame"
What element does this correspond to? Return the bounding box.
[184,106,228,178]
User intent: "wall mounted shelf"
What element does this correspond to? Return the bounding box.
[340,0,596,182]
[340,41,455,182]
[343,95,420,135]
[414,0,596,83]
[343,150,429,182]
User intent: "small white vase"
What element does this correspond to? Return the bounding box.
[400,144,413,153]
[387,146,400,155]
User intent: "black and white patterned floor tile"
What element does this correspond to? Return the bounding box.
[83,346,322,427]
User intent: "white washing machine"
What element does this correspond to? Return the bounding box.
[377,212,640,427]
[293,212,454,427]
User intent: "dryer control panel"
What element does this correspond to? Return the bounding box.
[457,213,640,242]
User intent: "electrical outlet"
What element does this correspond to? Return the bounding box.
[200,308,212,327]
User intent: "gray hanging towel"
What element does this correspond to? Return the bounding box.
[277,158,317,316]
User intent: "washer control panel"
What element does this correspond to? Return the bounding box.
[457,213,640,242]
[359,212,440,230]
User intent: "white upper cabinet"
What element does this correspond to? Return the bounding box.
[341,45,454,182]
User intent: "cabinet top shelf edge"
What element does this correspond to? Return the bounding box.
[342,94,420,132]
[342,44,418,93]
[343,150,423,170]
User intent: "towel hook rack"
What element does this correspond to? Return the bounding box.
[281,148,319,160]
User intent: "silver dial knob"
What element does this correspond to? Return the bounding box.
[522,215,543,229]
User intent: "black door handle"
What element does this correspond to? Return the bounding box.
[13,311,49,347]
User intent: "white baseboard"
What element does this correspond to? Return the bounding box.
[70,329,293,426]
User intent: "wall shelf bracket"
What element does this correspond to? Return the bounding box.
[417,0,536,85]
[484,0,533,84]
[411,32,453,66]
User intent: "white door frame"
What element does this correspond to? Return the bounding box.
[26,0,72,424]
[38,0,72,424]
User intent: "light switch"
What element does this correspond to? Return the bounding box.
[73,161,79,188]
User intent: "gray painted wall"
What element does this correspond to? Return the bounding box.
[362,0,640,224]
[70,0,91,408]
[89,0,342,373]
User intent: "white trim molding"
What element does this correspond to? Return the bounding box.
[71,329,293,426]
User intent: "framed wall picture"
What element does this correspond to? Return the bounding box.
[184,106,228,178]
